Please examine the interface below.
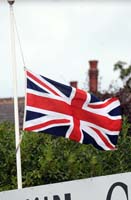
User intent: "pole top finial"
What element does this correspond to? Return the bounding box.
[7,0,15,5]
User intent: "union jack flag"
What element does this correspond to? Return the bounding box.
[23,69,122,150]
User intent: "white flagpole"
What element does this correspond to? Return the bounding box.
[8,0,22,189]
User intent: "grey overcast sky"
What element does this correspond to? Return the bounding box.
[0,0,131,98]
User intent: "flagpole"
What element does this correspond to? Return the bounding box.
[8,0,22,189]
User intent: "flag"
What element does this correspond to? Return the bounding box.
[23,69,122,150]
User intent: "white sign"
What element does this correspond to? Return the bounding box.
[0,172,131,200]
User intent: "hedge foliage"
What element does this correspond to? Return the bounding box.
[0,116,131,192]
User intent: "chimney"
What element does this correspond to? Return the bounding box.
[88,60,98,93]
[70,81,78,88]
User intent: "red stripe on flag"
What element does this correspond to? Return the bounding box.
[27,70,59,96]
[71,88,87,108]
[91,127,115,150]
[88,98,119,109]
[69,118,82,142]
[27,93,72,116]
[76,108,122,131]
[25,119,70,131]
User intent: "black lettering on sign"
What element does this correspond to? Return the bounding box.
[106,182,128,200]
[65,193,71,200]
[25,193,71,200]
[53,195,60,200]
[25,197,39,200]
[53,193,71,200]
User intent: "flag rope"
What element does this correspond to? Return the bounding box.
[16,131,24,154]
[11,5,26,68]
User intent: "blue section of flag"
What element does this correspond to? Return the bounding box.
[108,106,121,116]
[27,78,48,93]
[26,111,46,121]
[42,75,72,97]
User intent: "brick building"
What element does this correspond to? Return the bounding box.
[0,97,24,129]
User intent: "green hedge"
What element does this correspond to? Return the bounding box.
[0,116,131,191]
